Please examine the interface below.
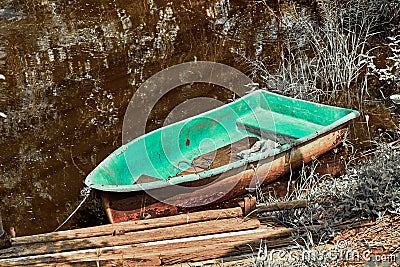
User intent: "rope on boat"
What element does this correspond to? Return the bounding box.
[54,186,92,232]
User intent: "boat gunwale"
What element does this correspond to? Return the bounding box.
[86,90,360,192]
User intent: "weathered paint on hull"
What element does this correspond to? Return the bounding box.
[102,126,348,223]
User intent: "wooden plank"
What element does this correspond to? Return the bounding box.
[1,225,293,266]
[1,219,373,266]
[159,235,293,265]
[256,200,308,213]
[11,207,243,246]
[1,218,259,259]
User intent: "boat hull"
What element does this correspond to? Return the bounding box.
[101,126,348,223]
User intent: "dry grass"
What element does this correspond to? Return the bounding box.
[242,1,400,265]
[241,0,400,108]
[248,141,400,266]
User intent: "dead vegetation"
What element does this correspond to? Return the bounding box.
[229,1,400,264]
[246,141,400,266]
[241,0,400,108]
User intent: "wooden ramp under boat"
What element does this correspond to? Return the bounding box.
[0,199,372,266]
[0,205,291,266]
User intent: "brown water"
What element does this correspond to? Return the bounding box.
[0,0,398,236]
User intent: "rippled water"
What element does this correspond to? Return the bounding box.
[0,0,288,236]
[0,0,397,236]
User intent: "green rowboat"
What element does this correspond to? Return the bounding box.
[85,90,359,205]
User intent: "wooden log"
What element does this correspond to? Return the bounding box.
[1,225,293,266]
[11,207,243,246]
[241,199,308,217]
[1,218,259,259]
[256,199,308,213]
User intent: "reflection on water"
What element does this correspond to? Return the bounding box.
[0,0,287,235]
